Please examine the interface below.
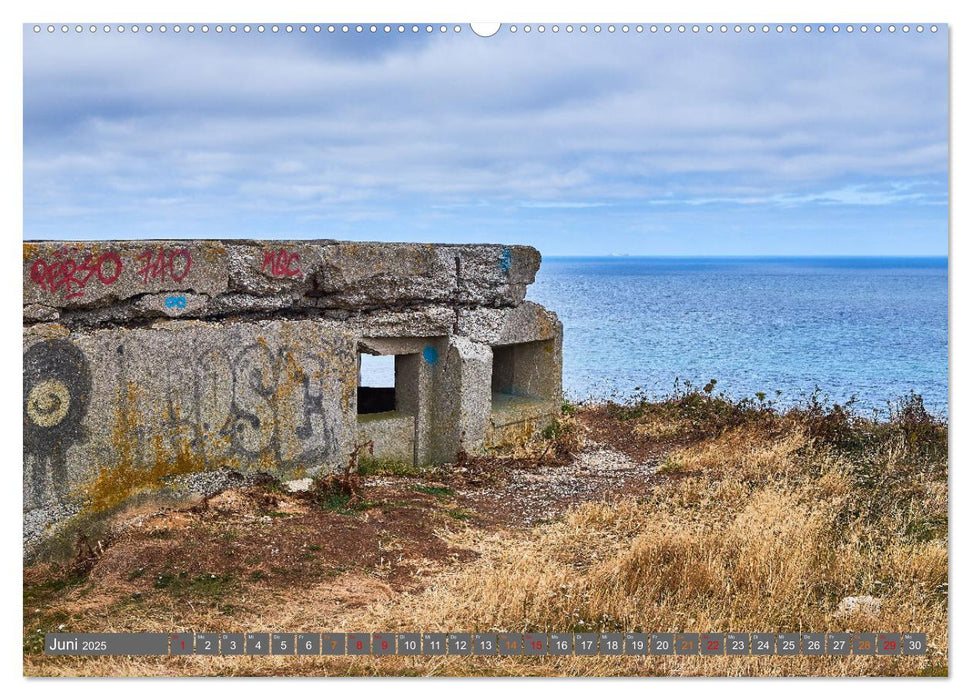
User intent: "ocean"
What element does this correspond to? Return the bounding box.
[526,257,948,416]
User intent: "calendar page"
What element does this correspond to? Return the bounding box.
[21,17,948,680]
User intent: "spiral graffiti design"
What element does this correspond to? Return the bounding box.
[23,339,92,503]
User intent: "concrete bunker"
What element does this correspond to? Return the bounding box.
[22,239,562,555]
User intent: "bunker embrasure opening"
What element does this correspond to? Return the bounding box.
[489,339,559,443]
[356,344,422,466]
[491,340,555,403]
[356,350,420,416]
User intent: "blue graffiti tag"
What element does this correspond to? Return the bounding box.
[422,346,439,365]
[165,295,187,309]
[499,247,512,274]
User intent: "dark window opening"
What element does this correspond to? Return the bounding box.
[357,386,396,414]
[358,353,396,415]
[356,351,420,416]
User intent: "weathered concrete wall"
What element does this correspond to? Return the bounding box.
[23,240,561,557]
[24,240,540,325]
[24,319,356,510]
[357,413,416,464]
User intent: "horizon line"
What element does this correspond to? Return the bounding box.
[542,253,948,259]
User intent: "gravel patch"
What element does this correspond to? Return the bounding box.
[463,443,658,526]
[164,467,253,495]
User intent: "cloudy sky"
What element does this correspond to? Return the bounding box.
[24,25,948,255]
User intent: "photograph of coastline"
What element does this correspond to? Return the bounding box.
[23,22,947,677]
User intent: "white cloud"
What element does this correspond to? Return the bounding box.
[22,29,948,244]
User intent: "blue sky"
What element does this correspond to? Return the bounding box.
[23,25,948,255]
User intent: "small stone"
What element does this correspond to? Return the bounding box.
[284,478,313,493]
[834,595,883,618]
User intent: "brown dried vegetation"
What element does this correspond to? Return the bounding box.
[24,387,947,677]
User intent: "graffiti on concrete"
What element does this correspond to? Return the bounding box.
[24,336,345,509]
[261,248,302,278]
[135,247,193,284]
[499,247,512,274]
[24,339,92,501]
[26,245,196,301]
[28,248,123,300]
[115,340,342,470]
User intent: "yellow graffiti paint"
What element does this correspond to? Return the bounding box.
[27,380,71,427]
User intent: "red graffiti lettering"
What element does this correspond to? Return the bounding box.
[135,247,193,284]
[261,248,302,277]
[28,248,123,300]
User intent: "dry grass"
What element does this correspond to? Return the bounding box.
[23,389,948,677]
[485,402,586,465]
[345,392,948,676]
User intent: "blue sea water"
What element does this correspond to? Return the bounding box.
[526,257,948,416]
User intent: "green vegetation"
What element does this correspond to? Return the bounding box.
[357,457,431,477]
[411,484,455,498]
[152,571,236,600]
[312,490,358,515]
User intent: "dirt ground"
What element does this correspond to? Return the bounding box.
[22,401,948,677]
